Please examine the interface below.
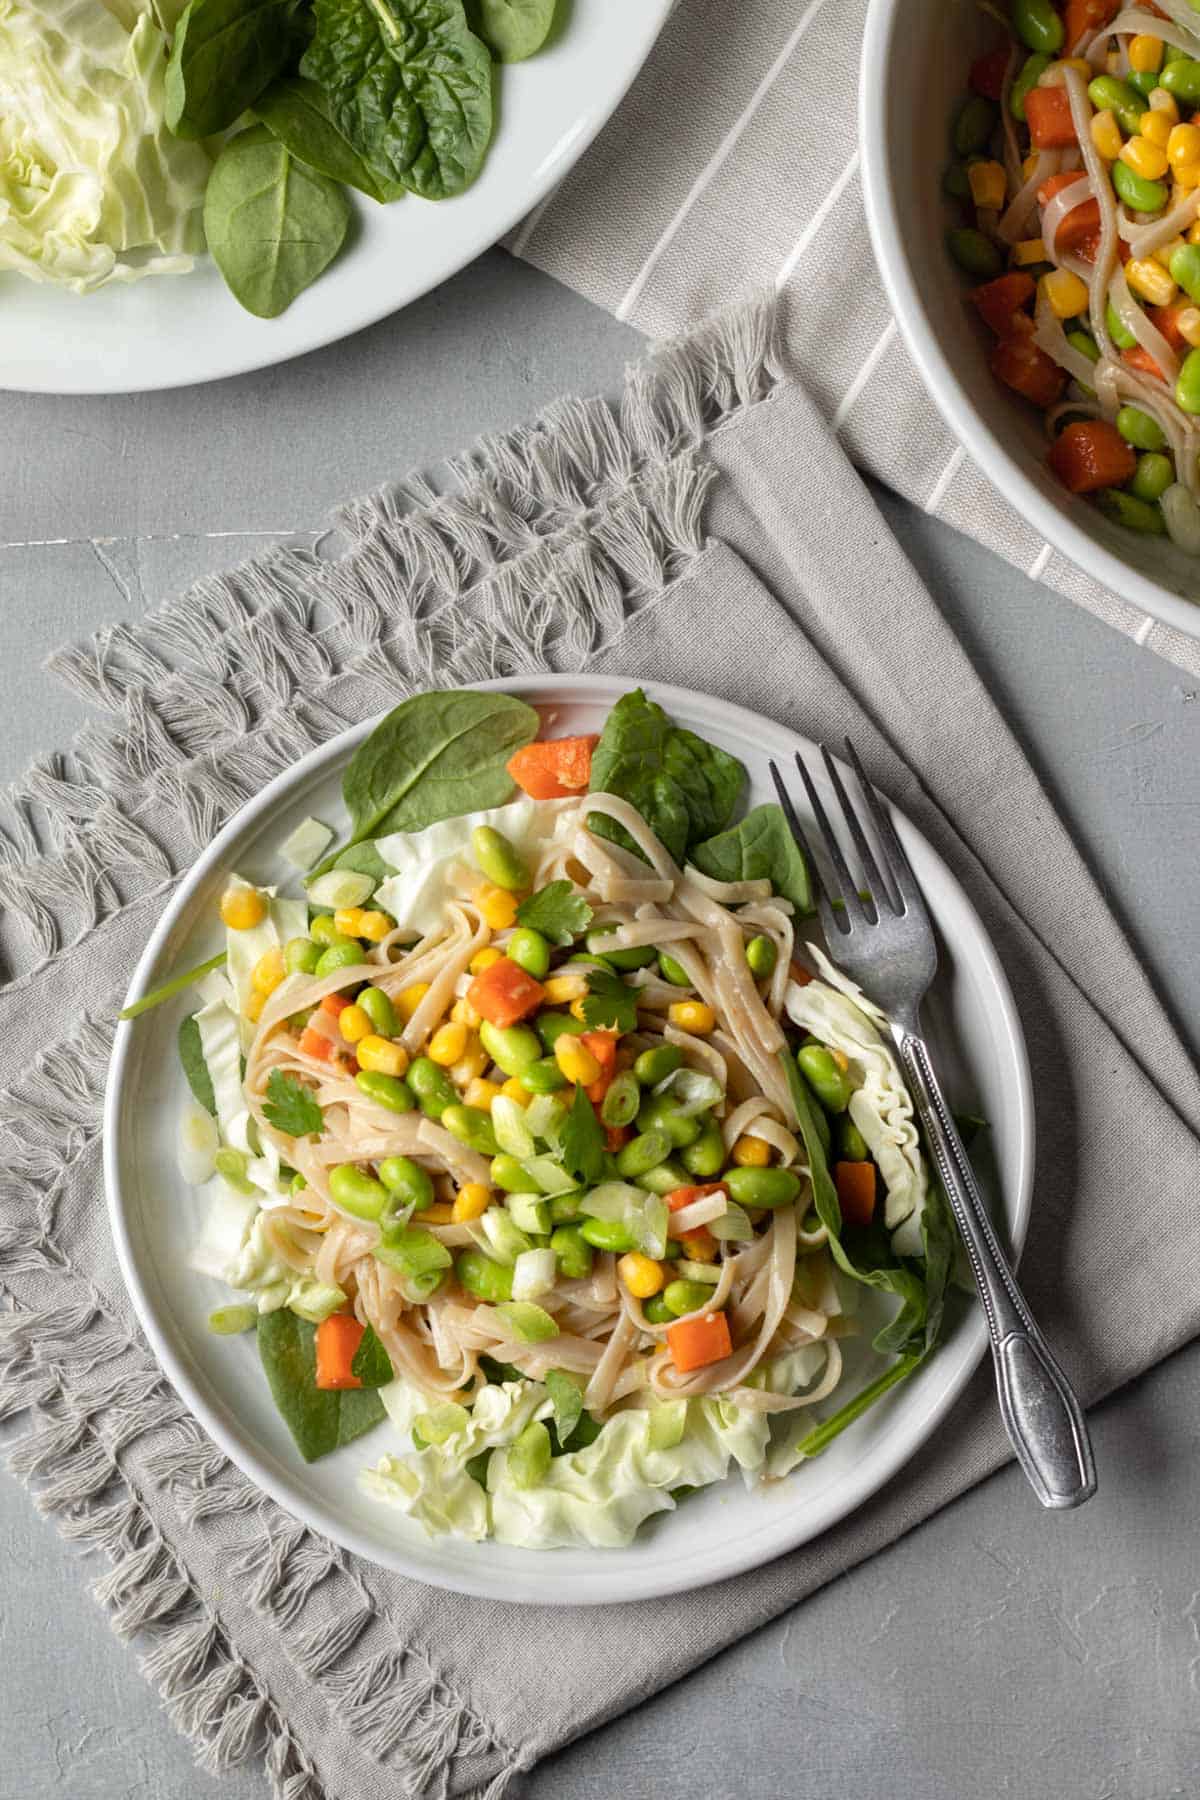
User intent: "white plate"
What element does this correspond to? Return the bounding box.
[105,675,1033,1605]
[1,3,670,396]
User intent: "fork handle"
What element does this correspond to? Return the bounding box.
[895,1031,1097,1510]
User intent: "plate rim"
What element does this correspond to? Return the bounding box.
[103,672,1034,1604]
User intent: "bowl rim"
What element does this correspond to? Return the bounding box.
[859,0,1200,644]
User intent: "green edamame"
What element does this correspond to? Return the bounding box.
[490,1154,539,1193]
[519,1056,567,1094]
[745,935,778,980]
[329,1163,389,1221]
[377,1155,434,1211]
[615,1128,672,1180]
[355,1069,416,1114]
[506,926,551,980]
[1178,346,1200,414]
[1095,488,1167,533]
[1169,244,1200,305]
[1087,75,1144,137]
[836,1115,870,1162]
[358,985,397,1037]
[642,1294,674,1324]
[471,825,530,892]
[315,941,365,978]
[663,1280,719,1318]
[724,1165,803,1210]
[1010,52,1050,120]
[600,1071,640,1129]
[579,1216,638,1253]
[441,1103,500,1156]
[953,94,997,157]
[535,1010,587,1050]
[658,951,691,987]
[479,1019,542,1076]
[1111,158,1167,214]
[308,913,343,946]
[549,1191,584,1224]
[680,1119,726,1179]
[407,1056,457,1119]
[1131,452,1175,503]
[946,228,1003,280]
[635,1159,691,1196]
[1116,406,1167,453]
[796,1043,854,1113]
[1012,0,1063,53]
[457,1249,513,1303]
[1105,300,1140,352]
[550,1224,593,1279]
[1065,328,1099,365]
[1126,69,1159,103]
[637,1092,702,1149]
[1161,55,1200,108]
[284,936,321,975]
[633,1043,684,1086]
[942,160,972,201]
[587,924,658,971]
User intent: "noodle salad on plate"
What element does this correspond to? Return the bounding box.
[125,687,961,1551]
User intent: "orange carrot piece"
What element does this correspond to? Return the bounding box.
[467,955,545,1028]
[1047,419,1137,494]
[666,1309,732,1373]
[666,1182,727,1213]
[1063,0,1118,51]
[506,735,600,800]
[1036,173,1101,255]
[320,992,349,1017]
[1150,303,1190,354]
[990,332,1066,408]
[298,1025,335,1061]
[970,271,1035,338]
[788,961,813,988]
[581,1029,618,1102]
[834,1160,877,1229]
[1025,86,1077,150]
[604,1123,631,1153]
[315,1314,365,1390]
[1122,343,1166,380]
[678,1226,718,1262]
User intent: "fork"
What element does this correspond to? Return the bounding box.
[771,739,1096,1510]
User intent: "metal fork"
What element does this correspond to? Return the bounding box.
[771,739,1096,1510]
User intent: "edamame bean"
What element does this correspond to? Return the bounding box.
[284,936,321,975]
[1131,452,1174,503]
[1127,69,1159,103]
[637,1092,702,1149]
[471,825,530,892]
[635,1158,691,1196]
[315,941,365,978]
[549,1191,584,1223]
[615,1128,672,1180]
[600,1071,641,1129]
[586,924,658,970]
[519,1056,567,1094]
[535,1010,587,1050]
[309,913,341,945]
[836,1115,870,1162]
[1105,300,1139,351]
[680,1119,726,1179]
[1179,346,1200,415]
[1095,488,1167,533]
[490,1154,539,1193]
[579,1216,639,1253]
[1010,51,1050,120]
[942,160,972,201]
[946,228,1003,280]
[1012,0,1063,53]
[290,1171,308,1195]
[407,1056,457,1119]
[479,1019,542,1077]
[658,951,691,987]
[745,935,778,980]
[1065,328,1099,365]
[441,1103,500,1156]
[633,1043,684,1086]
[643,1294,674,1324]
[377,1155,434,1211]
[953,94,997,156]
[1116,406,1167,453]
[1112,159,1167,214]
[1169,244,1200,306]
[796,1044,854,1113]
[457,1249,514,1303]
[1087,75,1143,136]
[1161,55,1200,107]
[724,1166,803,1210]
[355,1070,416,1114]
[663,1280,720,1318]
[506,926,551,979]
[550,1224,593,1279]
[358,985,397,1036]
[329,1163,390,1221]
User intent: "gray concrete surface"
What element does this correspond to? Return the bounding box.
[1,250,1197,1800]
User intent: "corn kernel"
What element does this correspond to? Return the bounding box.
[474,885,519,930]
[732,1135,771,1168]
[1130,33,1164,74]
[667,1000,717,1035]
[428,1021,469,1066]
[1013,237,1048,266]
[220,884,267,931]
[245,990,266,1023]
[1154,234,1187,270]
[569,997,589,1023]
[1189,215,1200,241]
[357,911,393,943]
[1140,108,1172,149]
[555,1036,602,1086]
[1120,134,1170,181]
[618,1252,665,1299]
[251,946,285,995]
[396,983,430,1022]
[452,1183,491,1223]
[450,1036,488,1086]
[1038,56,1092,85]
[1149,87,1178,121]
[543,973,587,1004]
[1039,268,1090,320]
[1021,152,1040,182]
[338,1003,371,1044]
[500,1076,529,1105]
[678,1230,717,1262]
[464,1077,501,1111]
[1090,109,1123,162]
[450,997,480,1028]
[1125,256,1177,306]
[1180,164,1200,192]
[422,1203,454,1225]
[357,1035,409,1077]
[967,159,1006,211]
[333,907,367,940]
[469,947,504,975]
[1178,305,1200,346]
[1169,122,1200,170]
[830,1048,850,1073]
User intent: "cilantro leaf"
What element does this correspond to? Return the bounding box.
[263,1068,324,1139]
[580,965,639,1034]
[350,1325,394,1388]
[516,880,593,947]
[543,1369,584,1449]
[559,1084,606,1187]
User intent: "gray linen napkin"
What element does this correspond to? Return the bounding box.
[508,0,1200,679]
[1,299,1197,1800]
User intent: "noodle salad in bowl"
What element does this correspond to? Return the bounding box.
[125,686,961,1552]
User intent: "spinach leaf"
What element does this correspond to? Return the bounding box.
[690,803,813,913]
[258,1311,385,1462]
[479,1353,524,1383]
[466,0,556,61]
[340,689,539,846]
[256,75,405,202]
[178,1013,216,1115]
[165,0,298,140]
[301,0,494,201]
[351,1324,395,1386]
[204,126,351,319]
[588,688,745,865]
[331,840,396,884]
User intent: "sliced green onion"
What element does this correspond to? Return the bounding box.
[280,816,334,870]
[512,1247,557,1301]
[306,868,374,909]
[676,1258,721,1284]
[374,1226,453,1278]
[508,1419,553,1488]
[491,1094,536,1159]
[413,1402,469,1445]
[505,1192,551,1236]
[119,950,227,1021]
[207,1304,257,1335]
[653,1067,723,1116]
[524,1094,567,1145]
[600,1071,640,1128]
[710,1201,754,1242]
[477,1208,533,1265]
[495,1300,559,1343]
[214,1146,257,1196]
[646,1398,688,1451]
[638,1193,669,1260]
[792,1350,922,1460]
[579,1181,644,1221]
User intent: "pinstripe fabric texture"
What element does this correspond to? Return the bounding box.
[508,0,1200,677]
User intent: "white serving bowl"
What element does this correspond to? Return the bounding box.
[860,0,1200,641]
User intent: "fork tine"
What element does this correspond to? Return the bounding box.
[841,737,928,918]
[792,750,868,926]
[819,744,897,916]
[768,761,832,914]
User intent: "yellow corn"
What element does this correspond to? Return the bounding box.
[422,1203,454,1225]
[1090,109,1123,162]
[338,1003,371,1044]
[1154,234,1187,270]
[395,983,430,1022]
[1012,237,1048,266]
[464,1077,501,1111]
[1130,33,1164,74]
[474,885,519,930]
[452,1183,491,1223]
[678,1230,717,1263]
[1178,305,1200,346]
[569,997,589,1023]
[469,946,504,976]
[1021,152,1040,183]
[357,1035,409,1077]
[450,1036,488,1086]
[1038,56,1092,85]
[251,946,285,995]
[967,159,1006,211]
[1149,87,1179,121]
[618,1252,665,1299]
[668,1000,717,1036]
[428,1021,469,1066]
[1179,164,1200,193]
[731,1135,771,1168]
[356,911,393,943]
[1039,269,1090,320]
[1140,108,1172,150]
[1125,256,1177,306]
[1169,122,1200,171]
[500,1076,529,1105]
[555,1036,602,1086]
[245,990,266,1023]
[543,973,587,1004]
[1120,134,1170,181]
[450,996,480,1028]
[220,884,267,931]
[830,1048,850,1073]
[333,907,366,940]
